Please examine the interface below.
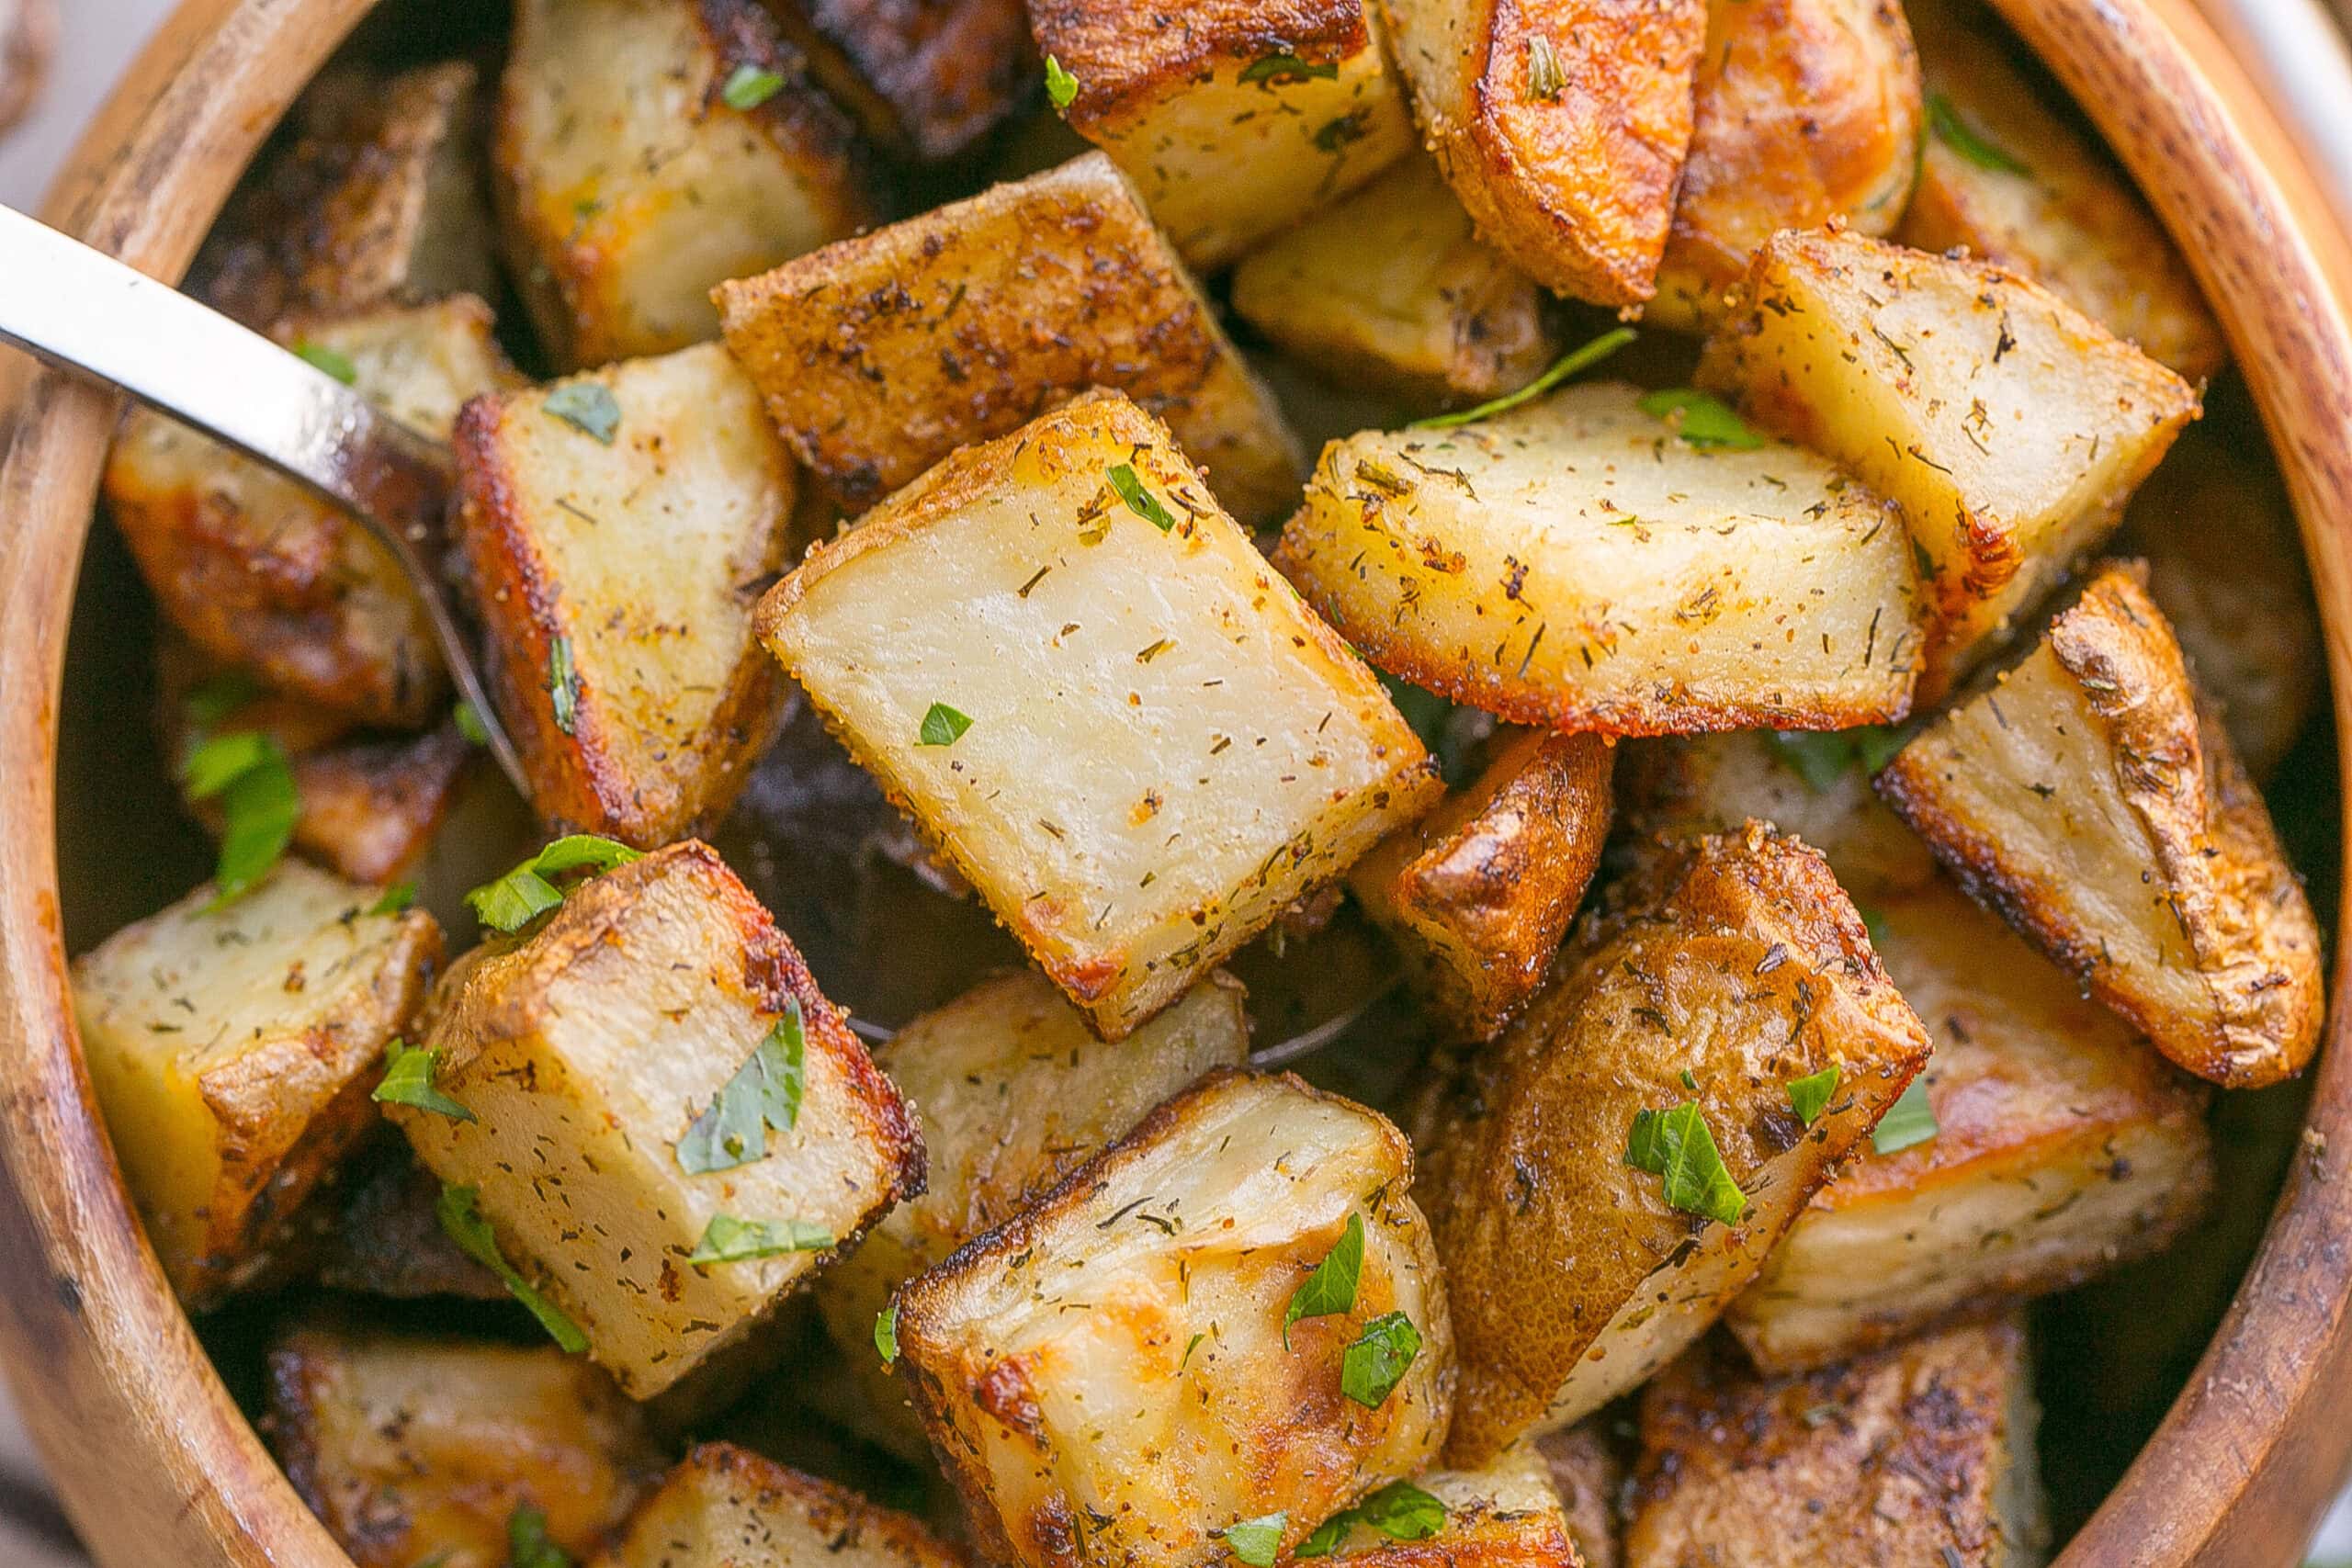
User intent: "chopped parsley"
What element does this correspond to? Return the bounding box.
[183,670,261,733]
[453,699,491,747]
[372,1039,475,1122]
[182,729,298,909]
[917,701,973,748]
[1873,1077,1939,1155]
[1525,34,1566,100]
[507,1504,573,1568]
[436,1184,587,1352]
[464,834,642,933]
[544,381,621,444]
[1296,1481,1447,1557]
[1766,724,1910,791]
[1223,1513,1287,1567]
[688,1213,833,1263]
[1283,1212,1363,1346]
[677,1001,808,1174]
[1625,1100,1748,1225]
[720,63,786,111]
[367,882,416,916]
[876,1303,899,1365]
[1858,905,1892,948]
[1410,326,1635,430]
[548,635,580,736]
[1340,1312,1421,1407]
[292,340,358,386]
[1636,388,1765,449]
[1928,93,2030,175]
[1107,463,1177,531]
[1238,51,1339,86]
[1045,54,1080,112]
[1786,1064,1841,1127]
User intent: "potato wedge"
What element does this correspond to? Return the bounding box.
[72,862,442,1308]
[1624,1318,2048,1568]
[1877,562,2324,1088]
[1647,0,1922,333]
[1029,0,1414,270]
[1305,1442,1581,1564]
[496,0,886,367]
[763,0,1033,161]
[391,840,922,1398]
[1539,1423,1625,1568]
[714,152,1304,524]
[1726,877,2214,1371]
[1274,380,1925,734]
[1696,228,2199,695]
[895,1069,1452,1568]
[1416,826,1931,1461]
[1349,728,1614,1040]
[1229,155,1559,405]
[1379,0,1707,304]
[756,391,1439,1039]
[592,1442,970,1568]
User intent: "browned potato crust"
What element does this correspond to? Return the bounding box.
[1538,1423,1625,1568]
[763,0,1035,161]
[592,1442,969,1568]
[310,1146,505,1301]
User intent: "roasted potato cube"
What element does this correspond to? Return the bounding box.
[592,1442,969,1568]
[763,0,1034,161]
[1028,0,1414,270]
[1725,877,2214,1371]
[756,392,1439,1039]
[71,862,442,1308]
[1228,155,1559,405]
[1625,1318,2048,1567]
[1379,0,1707,304]
[1647,0,1922,333]
[895,1069,1452,1568]
[1696,228,2199,695]
[1274,380,1925,734]
[106,296,521,728]
[1349,728,1613,1040]
[453,342,799,846]
[714,152,1303,524]
[1539,1423,1625,1568]
[1416,826,1931,1461]
[1897,0,2224,383]
[1304,1442,1583,1563]
[267,1319,662,1568]
[496,0,887,367]
[1876,562,2324,1088]
[391,840,922,1398]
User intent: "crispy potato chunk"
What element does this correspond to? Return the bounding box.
[1307,1442,1582,1563]
[106,296,521,728]
[1726,878,2214,1371]
[1350,728,1613,1040]
[1897,0,2223,383]
[1274,381,1925,734]
[267,1319,662,1568]
[1417,826,1931,1461]
[1697,228,2199,695]
[1876,563,2324,1088]
[1647,0,1921,332]
[896,1070,1452,1568]
[453,343,798,846]
[1379,0,1707,304]
[72,862,442,1308]
[1229,155,1559,405]
[495,0,886,367]
[763,0,1033,161]
[1029,0,1413,269]
[1625,1319,2048,1567]
[757,392,1439,1039]
[593,1442,970,1567]
[715,153,1303,523]
[391,841,922,1398]
[1539,1423,1625,1568]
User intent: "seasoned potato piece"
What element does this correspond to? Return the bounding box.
[1624,1318,2048,1567]
[1726,878,2214,1371]
[1274,381,1925,734]
[1306,1442,1581,1563]
[757,392,1439,1039]
[267,1320,662,1568]
[593,1442,968,1568]
[1417,826,1931,1461]
[1647,0,1922,333]
[1229,155,1558,405]
[1349,728,1613,1040]
[763,0,1033,161]
[1379,0,1707,304]
[311,1146,505,1301]
[715,153,1303,524]
[391,841,922,1398]
[1539,1424,1624,1568]
[1697,228,2199,694]
[1897,0,2223,383]
[1028,0,1413,270]
[1876,563,2324,1088]
[71,862,442,1308]
[496,0,886,367]
[896,1069,1452,1568]
[106,296,521,728]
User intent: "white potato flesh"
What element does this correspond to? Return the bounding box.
[590,1442,967,1568]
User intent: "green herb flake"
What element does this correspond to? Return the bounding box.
[184,671,261,733]
[1045,54,1080,112]
[293,340,359,386]
[1624,1101,1748,1225]
[1223,1513,1287,1567]
[1283,1212,1363,1346]
[436,1184,587,1353]
[917,701,974,748]
[507,1504,574,1568]
[1295,1480,1448,1560]
[532,834,645,876]
[545,381,621,445]
[1525,33,1566,100]
[548,635,580,736]
[1786,1064,1841,1127]
[721,63,786,111]
[1858,905,1891,948]
[1108,463,1177,531]
[876,1303,899,1365]
[1411,327,1635,430]
[367,882,416,916]
[453,699,491,747]
[464,835,642,933]
[1766,729,1858,792]
[1852,723,1912,773]
[184,732,299,909]
[1239,51,1340,86]
[1340,1311,1421,1407]
[1312,110,1370,152]
[373,1039,476,1122]
[1636,388,1765,449]
[1928,93,2031,175]
[182,730,272,798]
[689,1213,834,1264]
[1873,1077,1939,1155]
[677,1000,808,1174]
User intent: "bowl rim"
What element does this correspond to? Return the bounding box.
[2,0,2351,1563]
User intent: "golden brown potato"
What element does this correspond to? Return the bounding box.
[1624,1318,2048,1567]
[1350,728,1614,1040]
[1028,0,1414,269]
[1698,228,2199,695]
[1726,878,2214,1371]
[761,0,1034,161]
[1877,563,2324,1088]
[71,862,441,1308]
[895,1069,1453,1568]
[756,391,1439,1040]
[714,152,1304,524]
[1647,0,1922,332]
[1539,1423,1625,1568]
[452,343,799,847]
[496,0,887,368]
[1379,0,1707,304]
[267,1319,663,1568]
[1274,381,1926,734]
[1416,826,1931,1462]
[592,1442,971,1568]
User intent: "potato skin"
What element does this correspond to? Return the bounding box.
[763,0,1035,161]
[591,1442,971,1568]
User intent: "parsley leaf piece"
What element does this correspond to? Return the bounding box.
[436,1184,588,1353]
[189,734,298,909]
[548,634,580,736]
[677,1001,808,1174]
[1410,327,1635,430]
[1045,54,1080,111]
[1525,33,1566,100]
[1624,1101,1748,1225]
[917,701,973,748]
[1223,1514,1287,1567]
[689,1213,834,1263]
[876,1303,899,1365]
[1852,722,1913,773]
[1786,1064,1841,1127]
[1283,1212,1363,1347]
[182,729,274,798]
[545,381,621,444]
[1107,463,1177,531]
[1857,905,1891,948]
[453,699,491,746]
[532,834,644,876]
[1636,388,1765,449]
[1873,1077,1939,1155]
[1340,1311,1421,1407]
[293,340,358,385]
[1238,51,1339,85]
[1766,729,1858,792]
[1928,92,2030,175]
[721,63,786,111]
[463,835,641,933]
[373,1039,476,1122]
[1295,1512,1352,1559]
[1355,1481,1446,1541]
[507,1504,573,1568]
[184,670,261,733]
[367,882,416,916]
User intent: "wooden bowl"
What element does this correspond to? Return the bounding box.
[2,1,2350,1563]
